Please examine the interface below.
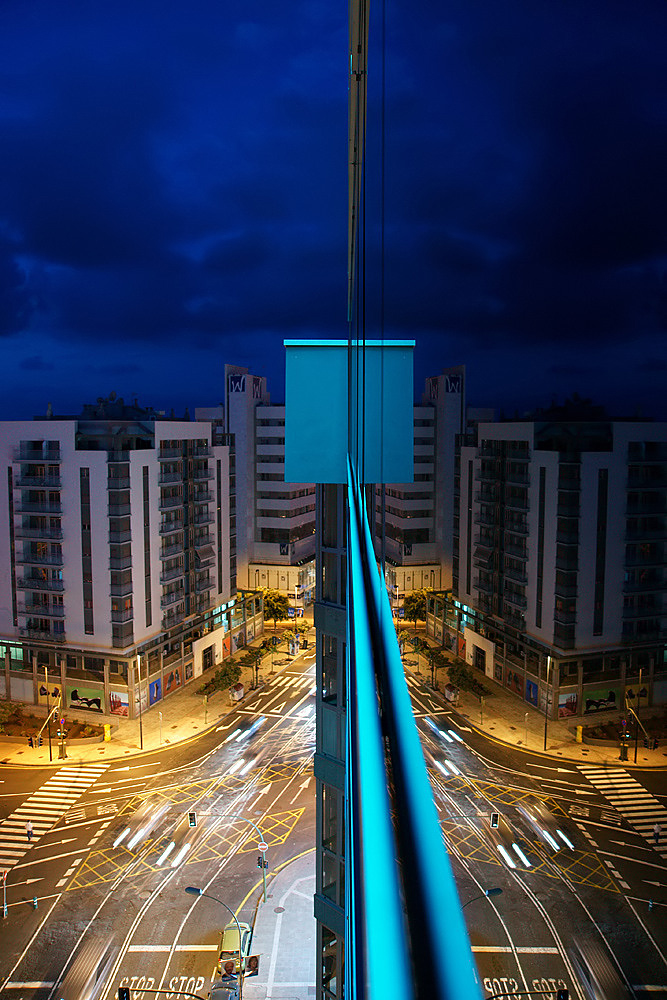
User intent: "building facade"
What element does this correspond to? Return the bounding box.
[376,366,466,605]
[220,365,316,604]
[427,408,667,719]
[0,396,262,720]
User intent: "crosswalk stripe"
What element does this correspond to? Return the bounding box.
[578,764,667,854]
[0,763,109,868]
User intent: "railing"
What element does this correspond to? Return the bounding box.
[346,457,480,1000]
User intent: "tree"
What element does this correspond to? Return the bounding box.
[262,589,290,631]
[447,660,490,699]
[403,589,427,633]
[198,662,242,697]
[238,647,265,689]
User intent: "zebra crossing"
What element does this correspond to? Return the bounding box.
[0,764,108,869]
[578,763,667,856]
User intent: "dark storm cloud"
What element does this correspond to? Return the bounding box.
[0,0,665,417]
[19,354,53,371]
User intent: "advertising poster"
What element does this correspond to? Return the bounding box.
[149,678,162,706]
[434,620,443,641]
[525,678,538,707]
[583,687,619,714]
[37,682,61,708]
[505,668,523,697]
[134,685,148,716]
[67,685,104,712]
[246,622,255,642]
[232,630,245,652]
[164,668,181,696]
[222,634,231,659]
[109,688,129,716]
[558,690,578,718]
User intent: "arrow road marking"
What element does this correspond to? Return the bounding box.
[289,776,312,805]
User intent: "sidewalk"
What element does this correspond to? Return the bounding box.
[0,637,302,767]
[243,851,316,1000]
[405,656,667,768]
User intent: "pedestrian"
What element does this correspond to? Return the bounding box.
[653,822,662,845]
[26,820,33,841]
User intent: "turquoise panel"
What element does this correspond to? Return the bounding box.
[284,340,414,484]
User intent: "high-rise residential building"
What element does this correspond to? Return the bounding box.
[376,366,466,601]
[428,402,667,719]
[218,365,316,605]
[0,395,262,719]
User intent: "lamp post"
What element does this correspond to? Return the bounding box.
[185,888,244,998]
[44,667,53,762]
[461,887,503,910]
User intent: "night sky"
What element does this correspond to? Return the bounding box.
[1,1,666,420]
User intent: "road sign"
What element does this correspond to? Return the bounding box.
[258,842,268,851]
[1,869,7,882]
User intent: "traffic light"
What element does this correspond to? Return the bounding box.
[119,989,130,1000]
[28,736,34,748]
[38,735,43,747]
[557,990,568,1000]
[652,738,659,750]
[256,855,268,869]
[491,812,499,829]
[188,812,197,827]
[643,738,650,749]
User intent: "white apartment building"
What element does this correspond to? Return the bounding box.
[428,405,667,717]
[218,365,316,605]
[0,396,262,719]
[377,366,466,600]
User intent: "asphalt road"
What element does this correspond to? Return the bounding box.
[0,648,317,1000]
[406,671,667,1000]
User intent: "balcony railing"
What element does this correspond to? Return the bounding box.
[13,526,63,541]
[17,577,64,592]
[16,552,63,566]
[346,457,480,1000]
[14,447,61,462]
[19,626,66,642]
[17,604,65,618]
[13,475,62,489]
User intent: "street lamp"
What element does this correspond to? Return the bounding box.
[461,887,503,910]
[543,655,552,752]
[185,888,244,998]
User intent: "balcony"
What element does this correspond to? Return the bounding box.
[192,467,214,481]
[159,494,184,510]
[503,590,527,609]
[17,576,64,592]
[17,604,65,618]
[107,450,130,462]
[13,474,62,489]
[107,478,131,490]
[110,581,134,597]
[13,525,63,541]
[503,565,527,585]
[14,446,61,462]
[192,490,214,503]
[194,534,213,548]
[473,511,497,527]
[16,551,63,566]
[622,604,665,620]
[504,494,528,511]
[111,607,134,623]
[109,504,132,517]
[192,445,211,457]
[13,501,62,515]
[109,556,133,570]
[505,541,527,559]
[19,626,66,643]
[195,577,215,593]
[192,512,214,526]
[158,448,184,460]
[159,520,184,536]
[504,521,528,536]
[159,471,183,485]
[160,565,185,584]
[160,540,185,558]
[162,610,186,630]
[161,589,185,609]
[109,530,132,544]
[473,576,494,595]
